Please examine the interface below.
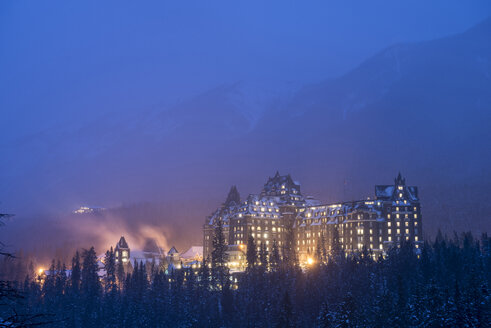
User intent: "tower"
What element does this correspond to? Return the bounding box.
[115,236,130,265]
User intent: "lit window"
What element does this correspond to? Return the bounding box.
[388,229,392,234]
[388,222,391,227]
[414,214,418,219]
[396,214,400,219]
[399,193,403,198]
[405,229,409,234]
[379,244,383,250]
[388,236,392,241]
[415,236,419,241]
[397,222,400,227]
[397,229,400,234]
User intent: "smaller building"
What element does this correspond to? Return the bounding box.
[115,236,130,265]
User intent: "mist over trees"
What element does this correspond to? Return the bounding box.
[1,229,490,327]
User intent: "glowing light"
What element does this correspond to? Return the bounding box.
[307,257,314,265]
[38,268,44,274]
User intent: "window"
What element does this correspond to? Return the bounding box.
[388,229,392,234]
[388,222,392,227]
[388,236,392,241]
[397,229,400,234]
[414,214,418,219]
[405,222,409,227]
[405,229,409,234]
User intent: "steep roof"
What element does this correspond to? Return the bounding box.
[117,236,129,249]
[168,246,179,255]
[224,185,241,207]
[375,173,419,201]
[181,246,203,259]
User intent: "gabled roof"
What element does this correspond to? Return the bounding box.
[224,185,241,207]
[168,246,179,255]
[375,174,419,201]
[116,236,129,249]
[181,246,203,259]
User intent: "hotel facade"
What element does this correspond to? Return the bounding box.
[203,172,422,267]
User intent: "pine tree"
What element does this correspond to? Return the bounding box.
[331,225,343,262]
[211,219,228,289]
[271,239,281,271]
[81,246,101,327]
[275,291,294,328]
[246,235,257,270]
[104,247,117,294]
[71,250,81,294]
[259,243,268,270]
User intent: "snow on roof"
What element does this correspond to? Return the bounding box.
[375,185,395,199]
[181,246,203,259]
[168,246,179,255]
[116,236,129,249]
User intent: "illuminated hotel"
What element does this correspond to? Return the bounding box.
[203,172,422,267]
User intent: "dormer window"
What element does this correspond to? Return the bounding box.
[398,186,403,190]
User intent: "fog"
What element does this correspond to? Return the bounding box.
[1,1,491,259]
